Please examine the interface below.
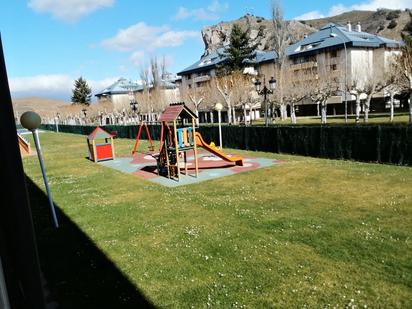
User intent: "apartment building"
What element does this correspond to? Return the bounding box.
[285,22,401,115]
[95,76,180,112]
[177,48,278,122]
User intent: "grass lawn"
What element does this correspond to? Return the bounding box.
[248,113,410,126]
[23,132,412,308]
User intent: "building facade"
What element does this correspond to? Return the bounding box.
[285,22,402,116]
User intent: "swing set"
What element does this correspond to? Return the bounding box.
[131,119,155,155]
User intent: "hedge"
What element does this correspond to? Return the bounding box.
[40,124,412,166]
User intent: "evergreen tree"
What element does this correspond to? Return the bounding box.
[71,77,92,105]
[219,24,256,74]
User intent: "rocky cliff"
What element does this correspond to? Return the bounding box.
[201,9,411,56]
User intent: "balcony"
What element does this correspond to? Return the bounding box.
[290,61,318,70]
[194,75,211,83]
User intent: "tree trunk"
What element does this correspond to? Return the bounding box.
[355,96,361,123]
[243,104,247,126]
[195,109,199,126]
[232,106,236,125]
[409,93,412,124]
[364,95,372,123]
[249,105,253,125]
[280,104,287,120]
[389,92,394,123]
[290,103,297,124]
[226,103,232,124]
[321,101,327,124]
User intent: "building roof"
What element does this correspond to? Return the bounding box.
[177,48,278,76]
[158,103,198,122]
[286,23,401,57]
[87,126,113,140]
[95,78,143,97]
[95,76,179,97]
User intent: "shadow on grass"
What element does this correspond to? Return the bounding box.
[25,176,156,309]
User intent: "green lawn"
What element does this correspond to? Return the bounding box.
[248,113,410,126]
[23,132,412,308]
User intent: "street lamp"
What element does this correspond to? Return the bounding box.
[55,112,60,133]
[215,102,223,149]
[82,108,87,125]
[20,111,59,228]
[254,76,276,127]
[129,95,138,125]
[330,32,348,123]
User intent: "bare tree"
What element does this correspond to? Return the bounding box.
[394,34,412,123]
[271,0,293,121]
[283,69,309,124]
[183,84,211,125]
[308,64,340,124]
[384,61,403,122]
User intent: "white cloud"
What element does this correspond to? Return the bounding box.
[129,51,145,67]
[294,0,412,20]
[28,0,114,22]
[9,74,118,98]
[174,0,228,21]
[101,22,198,51]
[294,11,325,20]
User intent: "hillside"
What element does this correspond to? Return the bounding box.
[12,97,70,117]
[301,9,411,41]
[201,9,411,55]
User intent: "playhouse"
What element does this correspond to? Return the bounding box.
[87,127,115,162]
[158,103,199,181]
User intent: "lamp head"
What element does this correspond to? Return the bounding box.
[254,79,262,92]
[269,77,276,91]
[215,102,223,111]
[20,111,41,131]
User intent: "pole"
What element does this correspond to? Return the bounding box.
[264,89,269,127]
[32,129,59,228]
[343,41,348,123]
[218,110,222,149]
[55,117,59,133]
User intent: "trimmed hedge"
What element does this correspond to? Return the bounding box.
[40,124,412,166]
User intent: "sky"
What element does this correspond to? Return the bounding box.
[1,0,411,100]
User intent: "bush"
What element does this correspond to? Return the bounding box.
[386,10,401,20]
[387,20,398,29]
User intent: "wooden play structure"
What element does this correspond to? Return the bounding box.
[158,103,199,181]
[87,127,115,162]
[17,133,31,156]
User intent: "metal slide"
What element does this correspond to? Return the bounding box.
[195,132,244,166]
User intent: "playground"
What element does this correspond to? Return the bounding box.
[100,150,277,187]
[21,131,412,308]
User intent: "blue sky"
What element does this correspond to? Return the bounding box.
[1,0,410,100]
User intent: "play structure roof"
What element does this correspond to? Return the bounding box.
[159,103,197,122]
[87,127,113,140]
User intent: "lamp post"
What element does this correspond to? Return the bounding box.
[215,102,223,149]
[20,111,59,228]
[129,92,138,125]
[254,76,276,127]
[82,108,87,125]
[55,112,60,133]
[330,32,348,123]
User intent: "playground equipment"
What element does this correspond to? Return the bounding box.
[158,103,199,181]
[17,133,31,156]
[132,120,154,155]
[195,132,243,166]
[87,127,115,162]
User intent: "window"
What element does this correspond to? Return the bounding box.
[188,84,192,89]
[330,64,337,71]
[331,50,338,58]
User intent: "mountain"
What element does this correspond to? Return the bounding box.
[201,9,411,56]
[12,97,70,117]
